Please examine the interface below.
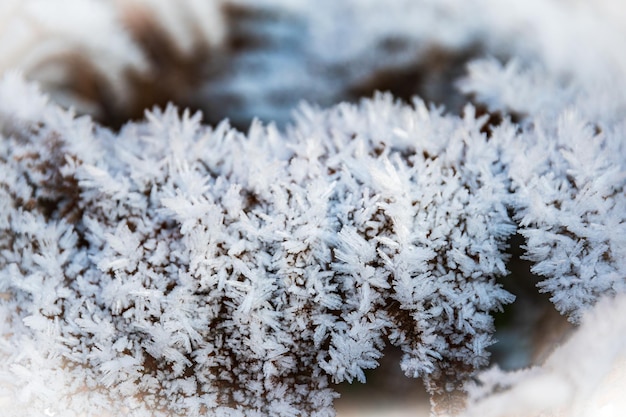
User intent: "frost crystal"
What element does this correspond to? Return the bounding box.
[508,112,626,322]
[0,75,515,416]
[1,1,626,416]
[461,58,626,322]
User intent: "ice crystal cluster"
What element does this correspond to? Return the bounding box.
[1,0,625,416]
[461,54,626,321]
[0,73,517,415]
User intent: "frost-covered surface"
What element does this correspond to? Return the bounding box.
[0,75,516,416]
[1,1,626,416]
[508,112,626,322]
[455,1,626,323]
[460,57,626,322]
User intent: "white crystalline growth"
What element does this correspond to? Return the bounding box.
[509,111,626,322]
[461,57,626,323]
[458,8,626,323]
[0,74,515,416]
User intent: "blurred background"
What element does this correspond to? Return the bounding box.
[0,0,541,129]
